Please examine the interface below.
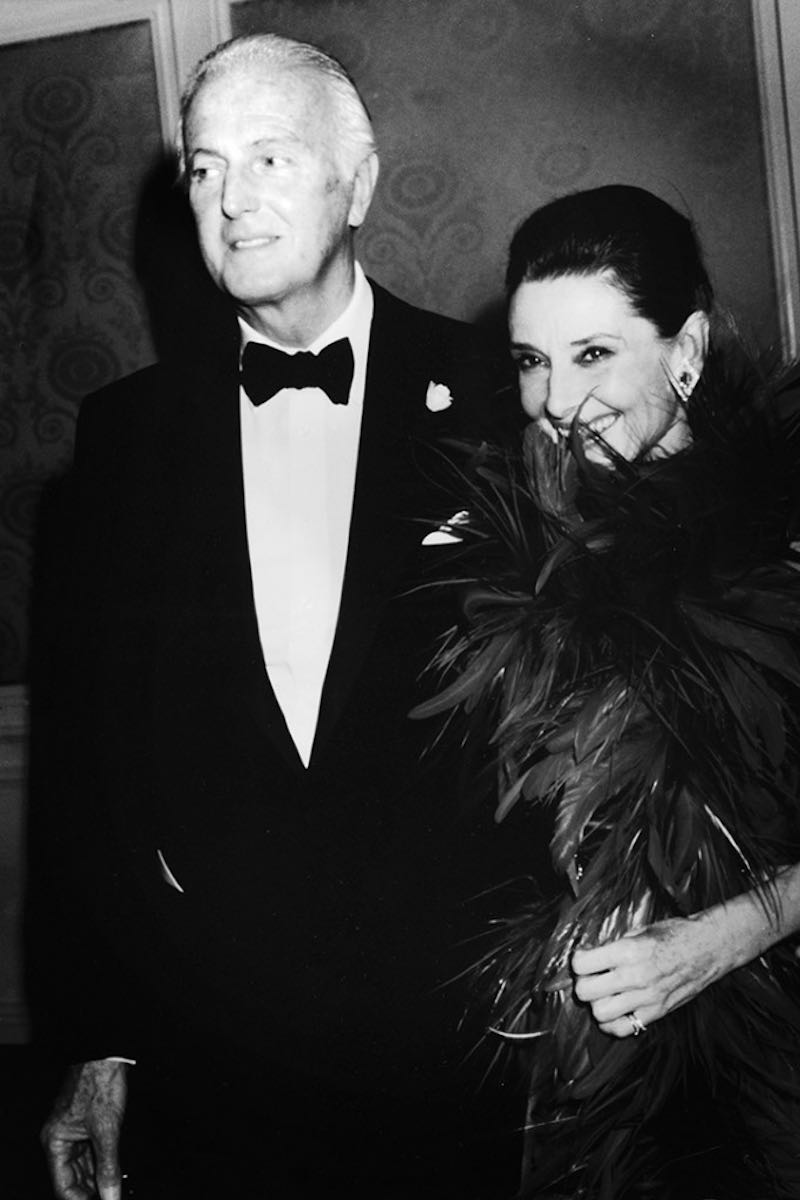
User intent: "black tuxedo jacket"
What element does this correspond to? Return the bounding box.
[28,283,523,1114]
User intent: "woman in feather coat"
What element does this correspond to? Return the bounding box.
[417,185,800,1198]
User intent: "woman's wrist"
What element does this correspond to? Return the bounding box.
[698,868,800,975]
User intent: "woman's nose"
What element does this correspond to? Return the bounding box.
[543,368,580,427]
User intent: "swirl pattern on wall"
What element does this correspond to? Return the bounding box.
[1,0,779,683]
[0,22,162,682]
[363,151,490,311]
[99,200,137,260]
[2,478,45,542]
[0,215,38,275]
[232,0,773,341]
[22,74,93,135]
[536,143,593,188]
[383,159,460,235]
[46,334,121,400]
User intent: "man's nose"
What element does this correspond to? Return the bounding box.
[221,169,259,219]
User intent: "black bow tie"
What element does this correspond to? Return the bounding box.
[241,338,354,407]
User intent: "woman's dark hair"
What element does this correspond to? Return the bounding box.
[506,185,714,338]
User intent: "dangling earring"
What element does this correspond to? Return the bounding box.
[676,363,699,402]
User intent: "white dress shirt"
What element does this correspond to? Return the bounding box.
[239,266,374,766]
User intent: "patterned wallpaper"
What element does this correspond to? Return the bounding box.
[233,0,774,338]
[0,0,779,682]
[0,22,162,682]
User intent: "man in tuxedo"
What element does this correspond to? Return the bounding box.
[32,32,521,1200]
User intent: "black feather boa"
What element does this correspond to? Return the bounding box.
[414,347,800,1198]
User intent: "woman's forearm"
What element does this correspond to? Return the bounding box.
[570,862,800,1037]
[710,861,800,971]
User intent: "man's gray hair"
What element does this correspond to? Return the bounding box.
[177,33,376,181]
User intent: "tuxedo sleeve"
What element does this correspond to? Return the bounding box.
[26,376,164,1064]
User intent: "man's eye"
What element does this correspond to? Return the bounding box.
[255,154,288,170]
[189,164,220,184]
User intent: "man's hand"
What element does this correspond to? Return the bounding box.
[41,1060,127,1200]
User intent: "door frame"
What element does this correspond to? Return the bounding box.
[0,0,234,143]
[753,0,800,357]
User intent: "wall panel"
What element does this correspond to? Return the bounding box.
[232,0,777,346]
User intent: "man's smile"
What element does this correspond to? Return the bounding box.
[230,235,280,250]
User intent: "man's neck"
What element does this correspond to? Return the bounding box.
[238,263,358,350]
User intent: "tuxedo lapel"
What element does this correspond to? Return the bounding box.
[154,334,304,775]
[311,287,451,760]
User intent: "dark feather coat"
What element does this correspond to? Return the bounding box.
[414,347,800,1198]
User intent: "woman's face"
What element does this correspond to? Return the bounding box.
[508,271,691,463]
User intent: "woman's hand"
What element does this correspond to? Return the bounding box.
[570,913,724,1038]
[571,864,800,1038]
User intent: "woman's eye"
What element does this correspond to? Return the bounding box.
[513,352,545,373]
[580,346,610,365]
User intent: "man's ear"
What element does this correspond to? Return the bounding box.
[348,151,379,229]
[674,309,709,378]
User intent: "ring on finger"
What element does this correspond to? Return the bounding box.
[626,1010,647,1037]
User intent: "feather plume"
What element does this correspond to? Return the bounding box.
[412,347,800,1196]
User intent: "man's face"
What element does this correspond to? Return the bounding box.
[184,65,365,326]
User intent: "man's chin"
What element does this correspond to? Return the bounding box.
[221,275,288,310]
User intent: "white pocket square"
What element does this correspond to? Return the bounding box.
[157,848,185,894]
[425,381,453,412]
[422,509,469,546]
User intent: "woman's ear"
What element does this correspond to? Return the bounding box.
[675,309,709,377]
[666,310,709,401]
